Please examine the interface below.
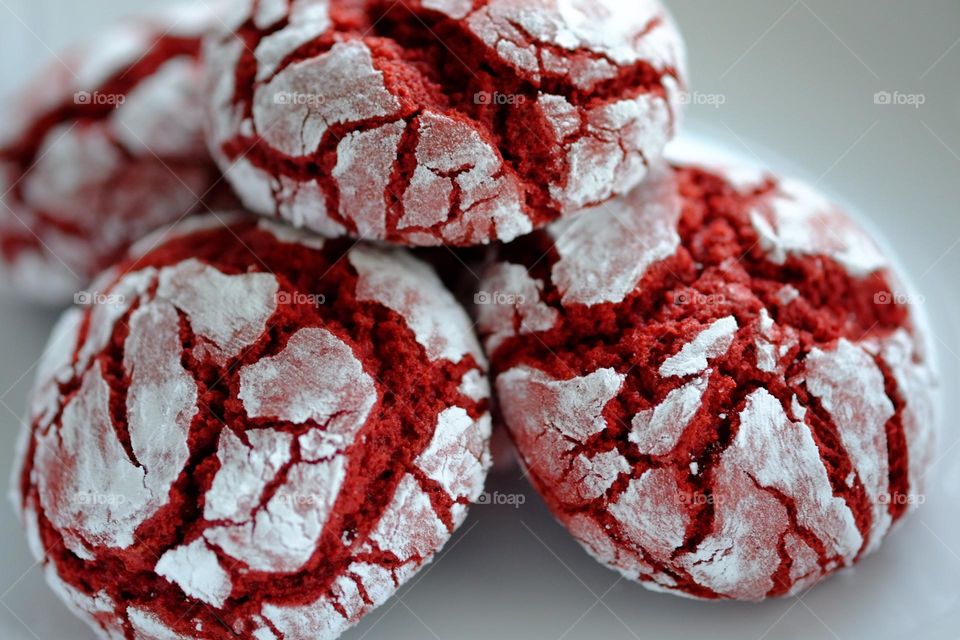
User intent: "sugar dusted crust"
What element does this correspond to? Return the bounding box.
[204,0,686,246]
[0,6,226,303]
[13,215,491,639]
[479,160,939,600]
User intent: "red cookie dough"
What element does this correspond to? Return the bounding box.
[11,215,491,639]
[0,5,224,304]
[204,0,686,246]
[476,157,939,600]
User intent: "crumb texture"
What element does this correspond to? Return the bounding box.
[479,161,938,600]
[14,215,492,638]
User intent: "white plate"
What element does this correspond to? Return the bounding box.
[2,1,959,639]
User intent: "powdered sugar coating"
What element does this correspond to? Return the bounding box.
[254,1,332,79]
[124,301,199,503]
[253,41,401,158]
[256,217,327,249]
[334,121,405,238]
[111,57,208,157]
[496,366,625,492]
[35,292,198,555]
[680,447,787,600]
[367,473,450,560]
[461,0,684,89]
[45,567,125,640]
[551,95,676,210]
[548,163,682,305]
[610,468,689,563]
[659,316,738,377]
[204,428,294,524]
[204,0,686,246]
[0,5,221,303]
[158,258,279,365]
[239,327,377,439]
[156,539,233,608]
[261,561,401,640]
[128,607,193,640]
[399,111,531,245]
[205,455,348,572]
[14,216,491,638]
[36,366,163,552]
[678,388,863,599]
[865,328,938,499]
[806,340,895,553]
[732,390,862,561]
[24,308,83,434]
[629,374,709,455]
[475,262,560,353]
[481,157,939,600]
[751,179,888,277]
[416,408,492,504]
[500,366,625,444]
[349,244,484,364]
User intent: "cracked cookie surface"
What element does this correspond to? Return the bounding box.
[12,215,491,639]
[204,0,686,246]
[0,5,226,304]
[476,158,938,600]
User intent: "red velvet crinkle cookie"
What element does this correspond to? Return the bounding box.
[0,5,223,303]
[477,159,939,600]
[204,0,686,246]
[11,215,491,639]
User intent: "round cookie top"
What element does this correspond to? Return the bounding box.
[11,215,491,639]
[204,0,686,246]
[0,4,224,304]
[477,159,938,600]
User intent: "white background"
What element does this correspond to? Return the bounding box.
[1,1,959,639]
